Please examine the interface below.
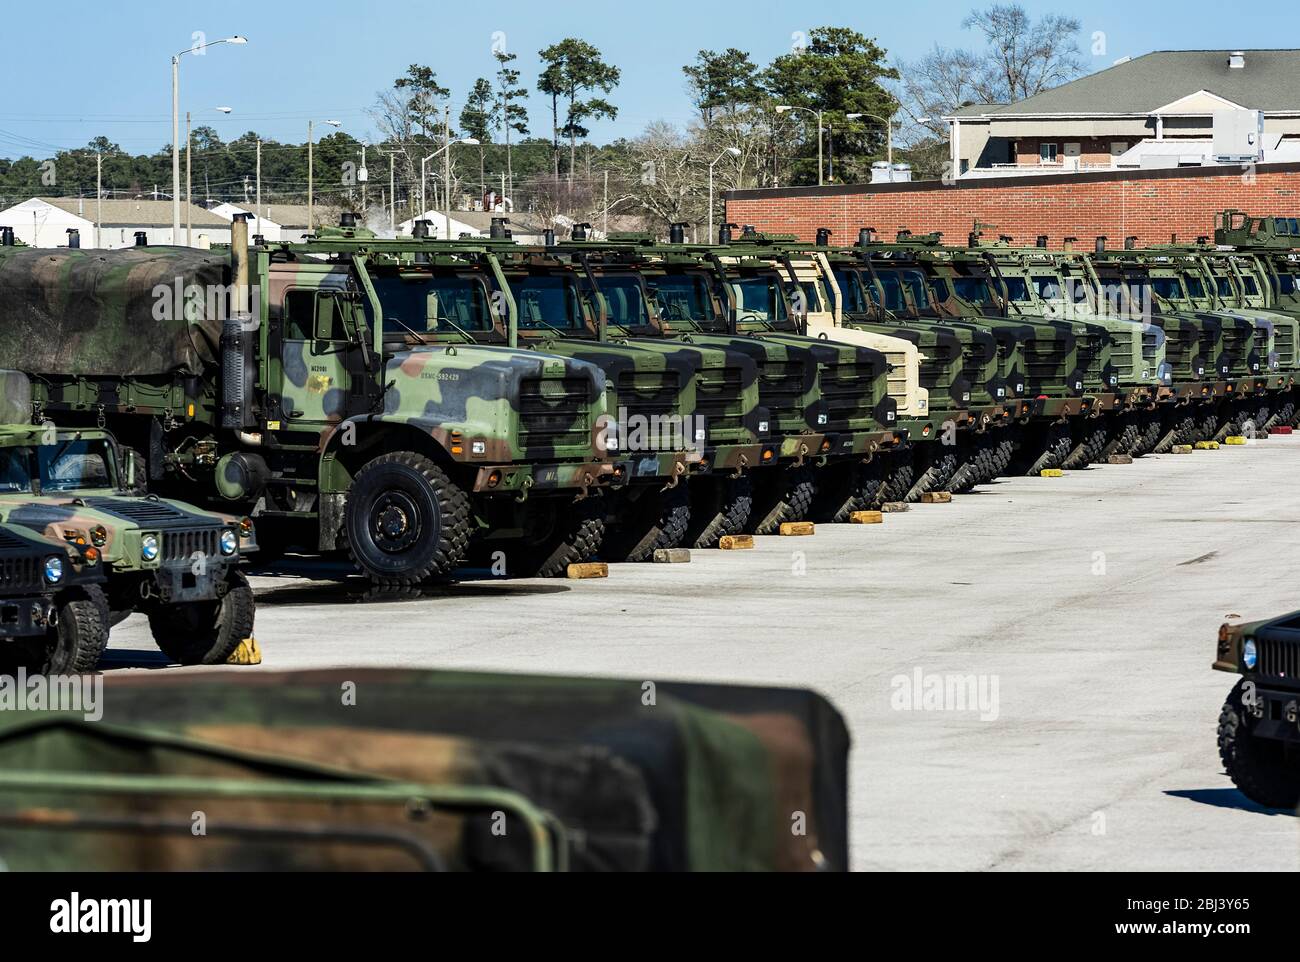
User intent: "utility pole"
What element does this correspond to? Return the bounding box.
[255,138,262,239]
[185,111,192,246]
[95,152,103,249]
[603,169,608,236]
[307,120,314,233]
[443,105,452,240]
[389,152,395,231]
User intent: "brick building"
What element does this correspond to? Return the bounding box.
[724,163,1300,249]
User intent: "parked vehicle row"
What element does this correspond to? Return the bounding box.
[0,208,1296,595]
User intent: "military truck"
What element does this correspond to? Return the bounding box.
[565,228,901,528]
[0,215,614,583]
[1089,243,1270,445]
[0,520,106,676]
[1214,610,1300,808]
[0,417,254,665]
[812,233,1012,496]
[979,239,1171,458]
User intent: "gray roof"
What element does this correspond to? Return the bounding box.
[963,49,1300,118]
[41,197,228,227]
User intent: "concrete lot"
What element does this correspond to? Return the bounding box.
[106,436,1300,871]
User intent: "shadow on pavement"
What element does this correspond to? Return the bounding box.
[253,577,572,607]
[1164,787,1298,817]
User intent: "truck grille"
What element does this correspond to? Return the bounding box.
[1258,635,1300,683]
[882,350,909,406]
[694,366,748,443]
[1253,324,1272,362]
[163,527,219,564]
[1222,326,1251,375]
[819,362,878,431]
[961,347,993,389]
[615,371,682,422]
[1023,338,1070,393]
[1111,328,1137,381]
[1077,332,1106,383]
[1275,325,1296,368]
[518,377,592,452]
[1164,327,1199,379]
[759,360,810,431]
[1199,329,1221,375]
[918,342,960,394]
[0,547,41,592]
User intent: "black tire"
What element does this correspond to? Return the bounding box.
[1218,681,1300,809]
[5,585,111,676]
[601,484,690,563]
[504,498,606,578]
[147,570,255,666]
[1021,422,1072,476]
[907,449,958,500]
[344,452,470,585]
[691,474,754,546]
[884,454,917,503]
[748,466,815,535]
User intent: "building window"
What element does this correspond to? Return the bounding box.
[1039,143,1059,163]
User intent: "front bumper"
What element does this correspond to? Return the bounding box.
[470,459,618,495]
[0,594,56,639]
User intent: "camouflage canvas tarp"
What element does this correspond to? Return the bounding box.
[0,247,230,377]
[0,668,850,872]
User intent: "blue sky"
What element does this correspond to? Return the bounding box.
[2,0,1299,158]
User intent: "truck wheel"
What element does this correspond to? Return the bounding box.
[506,498,605,578]
[147,570,255,666]
[1218,680,1300,809]
[344,452,470,585]
[747,465,814,535]
[30,586,110,675]
[691,473,754,546]
[600,484,690,563]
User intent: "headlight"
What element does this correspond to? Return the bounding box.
[43,556,64,584]
[90,525,107,547]
[220,529,238,556]
[1243,638,1258,670]
[141,534,160,562]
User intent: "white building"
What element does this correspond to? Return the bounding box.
[209,203,319,244]
[0,197,231,249]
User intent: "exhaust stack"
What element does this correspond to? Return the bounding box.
[490,217,511,240]
[1036,235,1049,248]
[0,226,13,246]
[571,222,590,241]
[669,222,687,244]
[1094,236,1107,253]
[815,227,832,247]
[134,231,148,246]
[66,228,80,249]
[221,214,256,430]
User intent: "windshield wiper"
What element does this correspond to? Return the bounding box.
[385,316,429,345]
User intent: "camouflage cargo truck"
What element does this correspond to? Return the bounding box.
[0,520,106,676]
[1089,244,1270,445]
[0,216,613,583]
[978,240,1171,458]
[342,221,713,558]
[1214,611,1300,809]
[0,667,851,871]
[812,234,1012,497]
[570,228,901,527]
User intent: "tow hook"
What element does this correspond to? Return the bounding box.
[793,442,809,468]
[514,476,534,504]
[574,472,595,502]
[139,579,157,601]
[662,459,687,491]
[730,454,748,480]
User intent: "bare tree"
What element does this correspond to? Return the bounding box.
[897,3,1082,145]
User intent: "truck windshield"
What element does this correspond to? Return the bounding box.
[1183,275,1207,299]
[653,273,716,325]
[902,271,931,311]
[1215,277,1235,298]
[729,276,787,322]
[833,269,872,313]
[587,274,650,330]
[371,275,495,336]
[952,276,993,305]
[1001,277,1032,302]
[1150,278,1184,302]
[0,439,115,494]
[509,275,587,331]
[877,271,907,312]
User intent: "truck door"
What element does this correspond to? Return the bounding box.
[274,284,365,434]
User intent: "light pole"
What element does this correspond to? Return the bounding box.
[707,147,742,241]
[847,111,899,174]
[420,137,479,239]
[307,119,341,233]
[776,105,824,186]
[171,35,247,239]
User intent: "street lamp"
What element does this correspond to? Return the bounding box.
[708,147,742,241]
[171,35,247,240]
[776,105,825,186]
[420,138,479,239]
[307,119,342,232]
[847,111,900,173]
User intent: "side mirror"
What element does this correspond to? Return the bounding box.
[123,448,141,490]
